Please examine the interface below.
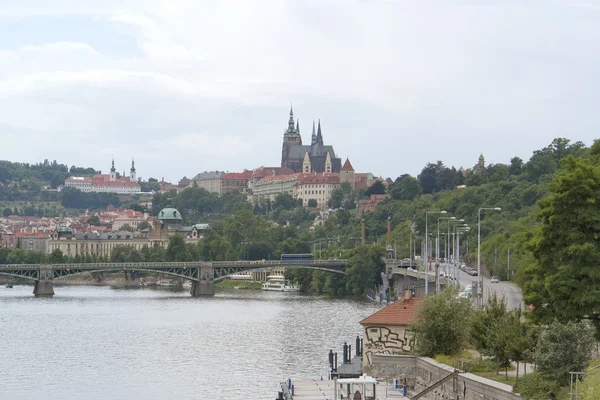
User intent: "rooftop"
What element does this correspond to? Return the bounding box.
[359,297,423,326]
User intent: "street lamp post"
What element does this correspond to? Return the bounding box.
[453,224,469,287]
[425,210,446,296]
[456,227,470,287]
[437,216,455,292]
[448,219,465,278]
[477,207,501,307]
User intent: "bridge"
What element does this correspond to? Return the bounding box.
[0,259,348,297]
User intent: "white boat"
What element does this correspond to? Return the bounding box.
[261,275,299,292]
[156,279,174,287]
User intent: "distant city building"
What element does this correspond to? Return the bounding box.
[294,173,340,207]
[281,107,342,173]
[64,159,140,194]
[189,171,226,194]
[222,170,253,194]
[357,194,390,215]
[252,173,300,203]
[48,207,208,258]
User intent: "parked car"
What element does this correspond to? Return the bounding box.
[491,276,499,283]
[457,291,471,299]
[327,257,340,262]
[464,285,472,292]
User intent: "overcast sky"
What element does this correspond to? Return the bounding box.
[1,0,599,182]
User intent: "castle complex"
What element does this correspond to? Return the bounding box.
[281,107,342,174]
[64,159,140,194]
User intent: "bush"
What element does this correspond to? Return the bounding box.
[513,371,561,400]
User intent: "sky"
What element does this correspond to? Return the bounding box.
[0,0,599,182]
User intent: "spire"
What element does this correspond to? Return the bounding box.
[302,151,311,173]
[296,119,300,134]
[110,158,116,173]
[316,119,323,145]
[131,158,136,172]
[311,120,317,145]
[284,104,299,137]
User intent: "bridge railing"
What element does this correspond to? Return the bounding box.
[0,260,349,270]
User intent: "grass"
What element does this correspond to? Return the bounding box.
[215,280,263,290]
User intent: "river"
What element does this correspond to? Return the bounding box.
[0,285,382,400]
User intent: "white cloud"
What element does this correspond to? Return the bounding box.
[0,0,599,180]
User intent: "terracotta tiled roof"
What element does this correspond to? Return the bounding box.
[252,166,294,179]
[341,158,355,172]
[359,297,424,326]
[258,173,301,183]
[295,173,340,185]
[223,170,253,180]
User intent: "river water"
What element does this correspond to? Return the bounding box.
[0,285,382,400]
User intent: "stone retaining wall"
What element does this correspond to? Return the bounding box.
[364,354,523,400]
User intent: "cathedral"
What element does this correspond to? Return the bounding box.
[281,107,342,173]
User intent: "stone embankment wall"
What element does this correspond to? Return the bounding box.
[365,355,523,400]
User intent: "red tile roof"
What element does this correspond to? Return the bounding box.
[252,166,294,179]
[258,173,301,183]
[295,173,340,185]
[341,158,355,172]
[359,297,424,326]
[223,170,253,180]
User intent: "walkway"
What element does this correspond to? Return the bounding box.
[289,379,409,400]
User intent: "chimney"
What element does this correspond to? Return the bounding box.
[404,289,412,301]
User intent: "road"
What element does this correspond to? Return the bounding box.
[443,263,524,310]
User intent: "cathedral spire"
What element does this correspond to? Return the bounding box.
[311,120,317,145]
[296,119,300,134]
[316,119,324,145]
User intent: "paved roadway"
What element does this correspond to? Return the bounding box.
[443,263,524,310]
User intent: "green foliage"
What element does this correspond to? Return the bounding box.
[60,187,121,210]
[166,234,192,261]
[576,360,600,400]
[513,371,562,400]
[534,320,595,386]
[87,215,101,226]
[137,221,150,231]
[344,244,385,295]
[389,174,422,201]
[410,289,473,356]
[307,199,318,207]
[523,150,600,330]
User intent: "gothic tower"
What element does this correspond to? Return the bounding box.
[325,152,332,173]
[281,105,302,169]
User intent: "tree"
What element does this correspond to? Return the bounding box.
[47,249,65,264]
[390,174,422,201]
[166,234,192,261]
[345,244,385,296]
[523,153,600,332]
[137,221,150,231]
[328,189,344,208]
[410,289,473,356]
[307,199,318,207]
[87,215,101,226]
[535,320,595,386]
[509,157,523,176]
[120,224,135,232]
[418,162,442,194]
[364,180,386,196]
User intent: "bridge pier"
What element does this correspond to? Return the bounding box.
[33,267,54,297]
[190,264,214,297]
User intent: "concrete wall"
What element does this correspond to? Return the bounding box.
[364,354,523,400]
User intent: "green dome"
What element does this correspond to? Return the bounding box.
[158,208,182,220]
